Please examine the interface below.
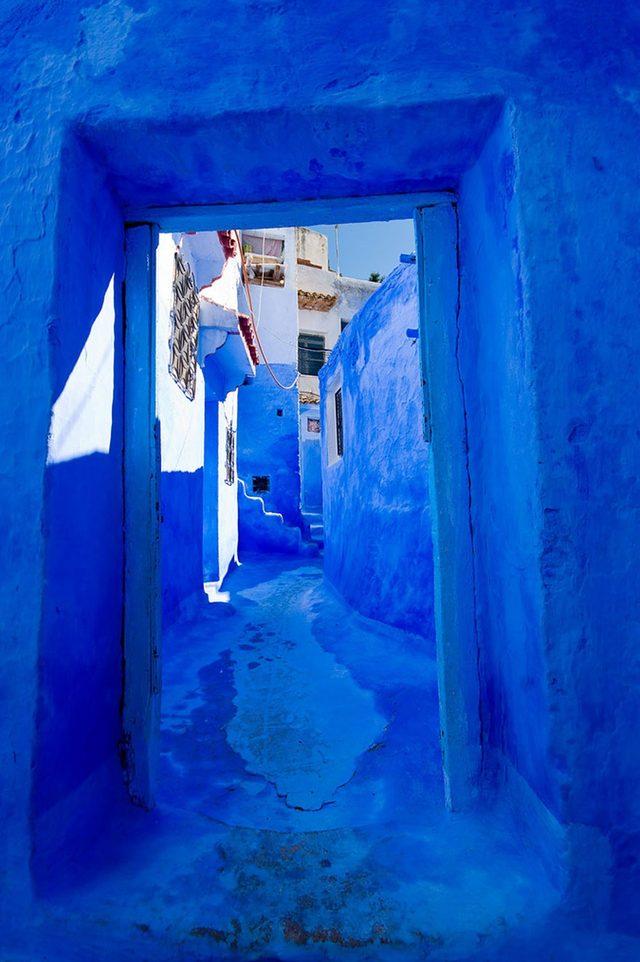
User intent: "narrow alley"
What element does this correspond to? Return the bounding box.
[36,554,559,962]
[4,7,640,962]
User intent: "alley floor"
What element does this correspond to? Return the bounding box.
[26,554,636,962]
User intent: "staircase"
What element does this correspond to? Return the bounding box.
[302,511,324,549]
[238,479,318,556]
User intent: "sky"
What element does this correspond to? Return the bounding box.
[306,219,415,281]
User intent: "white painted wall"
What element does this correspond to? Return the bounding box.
[240,227,376,380]
[296,227,328,269]
[47,274,116,464]
[156,233,205,473]
[242,226,298,367]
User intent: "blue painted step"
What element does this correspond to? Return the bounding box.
[302,511,324,548]
[238,479,318,556]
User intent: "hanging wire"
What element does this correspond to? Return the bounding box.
[234,229,299,391]
[255,229,267,330]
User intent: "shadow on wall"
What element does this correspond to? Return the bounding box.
[160,469,204,624]
[32,135,126,890]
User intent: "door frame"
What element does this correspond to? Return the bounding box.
[122,223,161,808]
[415,202,481,809]
[122,191,480,811]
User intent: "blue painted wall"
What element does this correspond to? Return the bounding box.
[320,264,434,638]
[160,470,204,625]
[32,138,126,883]
[1,0,640,942]
[512,103,640,933]
[458,112,554,813]
[299,402,323,514]
[238,480,314,556]
[237,363,302,531]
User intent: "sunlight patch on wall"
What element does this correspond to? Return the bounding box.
[47,275,115,465]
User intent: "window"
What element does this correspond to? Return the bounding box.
[243,233,285,286]
[252,475,270,493]
[334,388,344,457]
[298,333,326,376]
[307,417,320,434]
[224,425,235,486]
[340,318,349,332]
[169,251,200,400]
[326,379,344,465]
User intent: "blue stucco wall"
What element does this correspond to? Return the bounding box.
[320,264,434,638]
[1,0,640,942]
[299,402,322,514]
[237,364,302,530]
[32,138,126,882]
[160,470,204,625]
[513,104,640,933]
[458,112,554,813]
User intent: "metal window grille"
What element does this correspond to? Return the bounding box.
[169,251,200,400]
[298,333,327,376]
[334,388,344,457]
[224,425,236,486]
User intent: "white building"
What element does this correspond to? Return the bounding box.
[156,230,257,616]
[243,226,378,397]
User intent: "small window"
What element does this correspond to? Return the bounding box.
[252,475,270,493]
[298,333,326,376]
[307,417,320,434]
[244,233,285,287]
[224,425,236,486]
[340,318,349,332]
[334,388,344,457]
[276,408,283,417]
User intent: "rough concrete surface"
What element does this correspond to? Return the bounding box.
[25,555,567,962]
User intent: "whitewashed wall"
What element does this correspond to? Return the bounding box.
[155,233,205,473]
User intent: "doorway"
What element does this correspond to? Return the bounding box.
[30,178,562,958]
[106,200,556,957]
[121,194,479,815]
